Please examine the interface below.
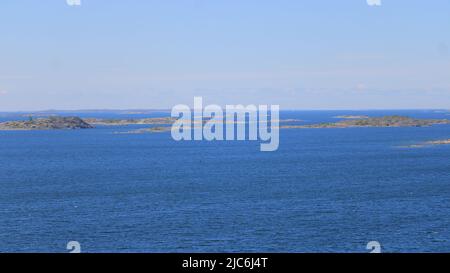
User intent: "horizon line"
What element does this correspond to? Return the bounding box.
[0,108,449,113]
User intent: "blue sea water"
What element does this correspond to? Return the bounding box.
[1,110,450,253]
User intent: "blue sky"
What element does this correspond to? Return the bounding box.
[0,0,449,110]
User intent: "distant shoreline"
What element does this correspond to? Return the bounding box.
[1,115,450,131]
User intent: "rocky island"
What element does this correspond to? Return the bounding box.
[398,139,450,148]
[281,116,450,129]
[0,117,93,130]
[427,139,450,145]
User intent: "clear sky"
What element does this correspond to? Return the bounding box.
[1,0,450,111]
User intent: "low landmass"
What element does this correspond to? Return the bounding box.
[86,117,301,126]
[1,115,449,133]
[333,115,369,119]
[427,139,450,145]
[281,116,450,129]
[398,139,450,149]
[0,117,93,130]
[116,126,173,134]
[84,117,176,126]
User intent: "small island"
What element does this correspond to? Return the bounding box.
[0,117,93,130]
[398,139,450,148]
[426,139,450,145]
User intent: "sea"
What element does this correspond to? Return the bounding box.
[0,110,449,253]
